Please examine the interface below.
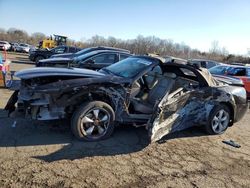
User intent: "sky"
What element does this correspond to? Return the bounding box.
[0,0,250,55]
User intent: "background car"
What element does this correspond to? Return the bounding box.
[0,41,11,51]
[15,43,31,53]
[209,64,250,98]
[37,50,131,70]
[51,46,130,59]
[9,42,20,52]
[29,45,82,63]
[188,59,220,69]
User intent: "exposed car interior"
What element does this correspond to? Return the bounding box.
[129,65,199,115]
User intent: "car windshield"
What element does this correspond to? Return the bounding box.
[209,65,229,75]
[101,57,153,78]
[20,44,28,47]
[72,51,100,62]
[75,48,93,55]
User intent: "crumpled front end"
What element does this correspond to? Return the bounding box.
[5,80,67,120]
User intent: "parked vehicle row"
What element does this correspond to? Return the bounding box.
[209,64,250,98]
[0,40,35,53]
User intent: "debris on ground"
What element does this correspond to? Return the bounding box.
[222,140,241,148]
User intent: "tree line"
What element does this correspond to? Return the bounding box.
[0,27,249,64]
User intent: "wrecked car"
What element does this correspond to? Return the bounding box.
[5,56,249,142]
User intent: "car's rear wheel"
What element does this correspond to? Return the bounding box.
[35,56,44,64]
[205,104,230,135]
[71,101,115,141]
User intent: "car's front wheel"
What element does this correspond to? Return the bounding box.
[205,104,230,135]
[71,101,115,141]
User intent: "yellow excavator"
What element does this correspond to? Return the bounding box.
[39,34,67,49]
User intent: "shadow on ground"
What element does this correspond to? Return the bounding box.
[0,108,207,162]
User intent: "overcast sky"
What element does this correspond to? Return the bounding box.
[0,0,250,55]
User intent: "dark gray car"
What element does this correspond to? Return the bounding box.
[5,56,248,142]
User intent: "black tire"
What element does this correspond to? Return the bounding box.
[205,104,230,135]
[35,56,44,64]
[71,101,115,141]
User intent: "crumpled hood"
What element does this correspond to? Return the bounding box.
[15,67,105,79]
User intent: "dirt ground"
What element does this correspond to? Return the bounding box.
[0,55,250,188]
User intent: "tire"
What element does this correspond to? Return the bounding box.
[71,101,115,141]
[205,104,230,135]
[35,56,44,64]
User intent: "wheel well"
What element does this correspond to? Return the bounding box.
[91,92,115,109]
[220,102,234,126]
[67,92,116,115]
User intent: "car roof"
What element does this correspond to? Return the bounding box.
[215,64,249,69]
[74,50,131,61]
[189,59,218,62]
[90,46,130,53]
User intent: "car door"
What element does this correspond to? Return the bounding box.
[80,53,118,70]
[241,68,250,94]
[53,46,66,54]
[228,67,250,93]
[147,67,212,142]
[148,87,193,142]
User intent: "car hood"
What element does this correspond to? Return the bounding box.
[212,74,244,86]
[51,53,74,58]
[15,67,105,79]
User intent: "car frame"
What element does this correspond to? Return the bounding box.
[5,56,248,142]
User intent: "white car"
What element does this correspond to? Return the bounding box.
[0,41,11,51]
[15,43,31,53]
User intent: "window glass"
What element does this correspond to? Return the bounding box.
[69,47,76,53]
[200,61,206,68]
[120,54,130,61]
[190,61,201,67]
[54,47,65,53]
[209,66,229,75]
[180,68,196,76]
[247,68,250,76]
[227,68,246,76]
[207,61,216,69]
[92,54,116,64]
[101,57,153,78]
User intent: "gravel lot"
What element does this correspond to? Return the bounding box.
[0,54,250,188]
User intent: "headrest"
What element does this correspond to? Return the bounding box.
[163,72,177,78]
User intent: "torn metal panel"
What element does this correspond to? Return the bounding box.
[149,86,235,142]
